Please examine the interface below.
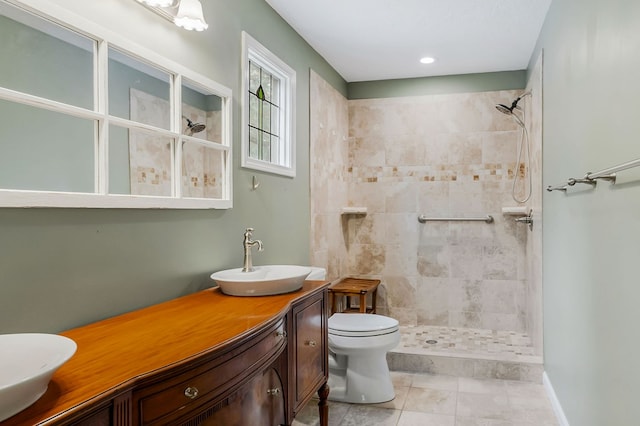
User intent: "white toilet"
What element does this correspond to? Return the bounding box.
[306,267,327,281]
[327,313,400,403]
[305,267,400,403]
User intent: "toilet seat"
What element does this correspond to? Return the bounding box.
[328,313,399,337]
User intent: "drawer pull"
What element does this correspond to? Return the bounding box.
[184,386,199,399]
[306,340,317,347]
[267,388,281,396]
[275,330,287,338]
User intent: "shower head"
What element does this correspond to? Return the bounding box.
[495,91,531,127]
[495,90,531,115]
[496,103,513,115]
[183,116,206,135]
[496,102,524,127]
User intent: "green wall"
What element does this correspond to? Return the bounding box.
[0,0,345,333]
[537,0,640,423]
[347,70,527,99]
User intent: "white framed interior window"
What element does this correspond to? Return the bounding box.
[0,0,232,209]
[241,31,296,177]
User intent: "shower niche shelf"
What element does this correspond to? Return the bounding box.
[501,206,529,216]
[341,207,368,216]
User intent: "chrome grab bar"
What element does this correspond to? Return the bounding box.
[418,215,494,224]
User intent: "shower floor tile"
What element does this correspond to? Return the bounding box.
[393,325,541,363]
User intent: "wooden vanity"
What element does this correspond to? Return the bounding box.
[3,281,330,426]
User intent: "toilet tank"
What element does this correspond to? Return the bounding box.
[307,267,326,280]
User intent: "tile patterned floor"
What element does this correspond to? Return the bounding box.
[292,371,559,426]
[394,325,541,363]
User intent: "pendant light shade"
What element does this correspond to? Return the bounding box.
[174,0,208,31]
[137,0,176,7]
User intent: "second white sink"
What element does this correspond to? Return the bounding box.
[0,333,77,422]
[211,265,311,296]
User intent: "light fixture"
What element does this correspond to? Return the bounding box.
[420,57,436,64]
[137,0,176,7]
[174,0,208,31]
[135,0,208,32]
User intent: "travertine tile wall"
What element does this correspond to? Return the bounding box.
[309,70,349,281]
[524,53,543,355]
[310,72,542,341]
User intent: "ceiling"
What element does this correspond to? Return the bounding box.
[264,0,552,83]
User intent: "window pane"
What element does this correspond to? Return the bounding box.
[247,63,281,163]
[261,101,271,135]
[261,70,272,103]
[271,104,280,137]
[109,48,171,130]
[182,142,224,199]
[0,100,94,192]
[261,131,271,162]
[182,79,223,143]
[249,61,261,94]
[108,124,130,195]
[125,127,173,197]
[249,127,259,158]
[271,77,281,105]
[0,3,94,109]
[249,94,259,128]
[271,135,280,164]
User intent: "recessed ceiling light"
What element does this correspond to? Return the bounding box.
[420,57,436,64]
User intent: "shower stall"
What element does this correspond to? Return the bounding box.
[310,56,543,382]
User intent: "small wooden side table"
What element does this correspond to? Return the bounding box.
[329,277,381,315]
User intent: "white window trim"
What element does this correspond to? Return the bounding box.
[0,0,233,209]
[241,31,296,178]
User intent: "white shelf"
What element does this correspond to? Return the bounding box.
[341,207,368,215]
[501,206,529,216]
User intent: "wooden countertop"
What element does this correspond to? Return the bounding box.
[3,281,329,426]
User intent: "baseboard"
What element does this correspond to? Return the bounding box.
[543,371,570,426]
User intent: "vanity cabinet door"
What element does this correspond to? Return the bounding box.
[291,292,328,414]
[183,357,286,426]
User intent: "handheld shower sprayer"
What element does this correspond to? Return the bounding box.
[494,90,532,204]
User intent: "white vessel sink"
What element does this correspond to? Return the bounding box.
[211,265,312,296]
[0,333,77,422]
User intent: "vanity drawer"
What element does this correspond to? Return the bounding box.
[135,319,286,425]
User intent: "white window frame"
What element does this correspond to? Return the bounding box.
[241,31,296,178]
[0,0,232,209]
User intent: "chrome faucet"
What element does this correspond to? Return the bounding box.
[242,228,263,272]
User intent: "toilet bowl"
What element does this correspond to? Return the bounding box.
[327,313,400,404]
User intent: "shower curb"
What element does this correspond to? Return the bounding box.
[387,351,544,383]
